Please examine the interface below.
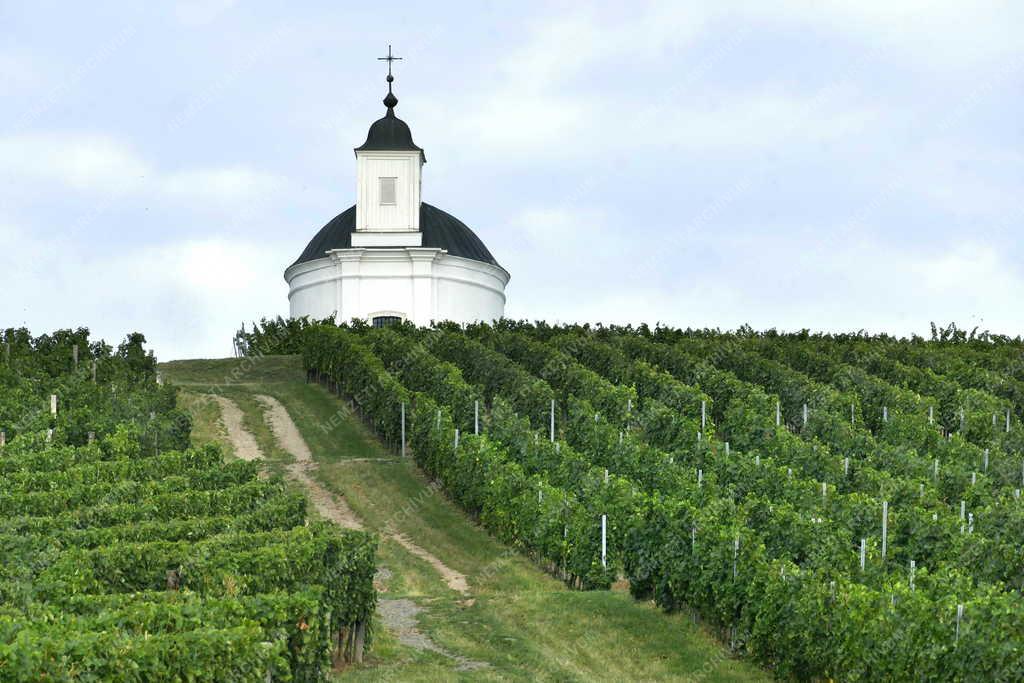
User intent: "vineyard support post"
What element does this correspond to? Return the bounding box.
[909,559,916,591]
[50,395,57,416]
[474,400,479,435]
[844,457,849,476]
[956,604,964,643]
[803,403,808,427]
[72,344,78,370]
[400,402,406,457]
[984,449,989,472]
[881,501,888,561]
[929,406,934,424]
[701,400,706,431]
[600,514,607,568]
[1007,409,1012,433]
[775,401,781,427]
[725,442,730,456]
[883,406,888,422]
[0,430,4,447]
[733,537,739,578]
[860,538,866,571]
[454,429,459,449]
[550,400,555,443]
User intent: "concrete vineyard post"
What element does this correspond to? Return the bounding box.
[474,400,479,435]
[775,401,781,427]
[454,429,459,449]
[803,403,808,427]
[400,402,406,457]
[883,406,888,423]
[956,604,964,643]
[929,406,934,424]
[50,395,57,416]
[844,457,849,476]
[881,501,888,561]
[983,449,989,472]
[733,537,739,578]
[725,442,730,456]
[550,400,555,443]
[600,514,607,568]
[701,400,706,431]
[860,538,866,571]
[0,430,4,448]
[909,560,916,591]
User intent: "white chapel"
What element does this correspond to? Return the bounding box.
[284,55,509,327]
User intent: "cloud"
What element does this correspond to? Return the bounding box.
[1,220,290,360]
[0,132,150,194]
[0,132,288,207]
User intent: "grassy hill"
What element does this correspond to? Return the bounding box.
[160,355,767,682]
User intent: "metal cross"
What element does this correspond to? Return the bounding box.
[377,45,402,77]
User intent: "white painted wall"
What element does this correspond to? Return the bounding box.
[355,150,422,232]
[284,249,508,326]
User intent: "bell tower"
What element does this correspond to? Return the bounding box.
[352,46,425,247]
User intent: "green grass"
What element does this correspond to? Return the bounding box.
[161,355,771,682]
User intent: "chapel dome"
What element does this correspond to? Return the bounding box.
[290,202,502,270]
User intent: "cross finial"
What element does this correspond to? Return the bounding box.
[378,45,402,80]
[377,45,402,110]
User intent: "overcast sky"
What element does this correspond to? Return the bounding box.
[2,1,1022,360]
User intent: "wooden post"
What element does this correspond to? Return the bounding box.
[550,400,555,443]
[400,402,406,457]
[881,501,888,561]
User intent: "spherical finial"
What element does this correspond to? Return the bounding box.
[383,91,398,109]
[386,74,394,83]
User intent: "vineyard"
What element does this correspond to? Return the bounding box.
[240,318,1024,682]
[0,328,376,681]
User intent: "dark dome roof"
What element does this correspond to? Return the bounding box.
[290,203,502,269]
[354,109,424,160]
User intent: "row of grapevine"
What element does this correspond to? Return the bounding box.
[0,327,377,680]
